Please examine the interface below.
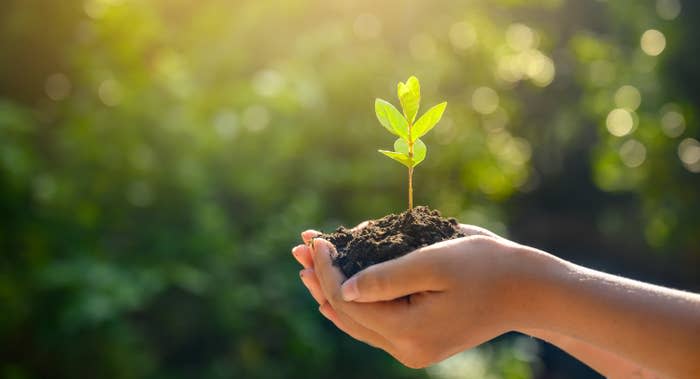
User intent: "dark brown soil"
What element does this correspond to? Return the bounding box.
[320,206,466,278]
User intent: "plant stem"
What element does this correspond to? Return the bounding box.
[407,122,414,210]
[408,166,413,210]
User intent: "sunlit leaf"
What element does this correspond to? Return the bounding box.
[412,102,447,140]
[378,149,412,168]
[397,76,420,124]
[375,99,409,139]
[392,138,426,167]
[394,138,409,154]
[413,138,427,166]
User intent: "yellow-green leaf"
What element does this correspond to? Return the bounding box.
[397,76,420,124]
[393,138,427,167]
[375,99,409,139]
[394,138,409,154]
[378,149,412,168]
[412,102,447,141]
[413,138,427,166]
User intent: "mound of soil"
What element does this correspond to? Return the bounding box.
[320,206,466,278]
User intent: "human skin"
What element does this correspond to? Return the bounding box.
[291,226,699,378]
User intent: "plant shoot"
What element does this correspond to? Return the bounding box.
[375,76,447,210]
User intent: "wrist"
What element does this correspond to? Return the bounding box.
[497,243,573,333]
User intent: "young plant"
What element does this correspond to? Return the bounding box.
[375,76,447,210]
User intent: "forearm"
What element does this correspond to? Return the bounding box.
[522,328,666,378]
[507,247,700,379]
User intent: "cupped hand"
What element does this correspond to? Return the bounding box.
[291,224,530,368]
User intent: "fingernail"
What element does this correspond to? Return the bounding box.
[291,245,301,257]
[306,233,320,247]
[341,277,359,301]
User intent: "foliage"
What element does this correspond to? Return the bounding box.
[376,76,446,168]
[0,1,698,379]
[376,76,446,208]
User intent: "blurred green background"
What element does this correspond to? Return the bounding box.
[1,0,698,378]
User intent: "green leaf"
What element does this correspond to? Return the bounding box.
[397,76,420,124]
[378,149,412,168]
[375,99,408,139]
[413,138,427,166]
[394,138,409,154]
[412,102,447,141]
[393,138,427,167]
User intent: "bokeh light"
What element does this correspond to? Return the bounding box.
[472,87,499,115]
[614,85,642,111]
[252,69,286,98]
[213,110,240,139]
[45,73,72,101]
[606,108,635,137]
[678,138,700,172]
[526,50,556,87]
[449,21,477,50]
[619,139,647,168]
[242,104,270,132]
[660,104,686,138]
[506,23,537,52]
[656,0,681,20]
[98,79,123,106]
[640,29,666,56]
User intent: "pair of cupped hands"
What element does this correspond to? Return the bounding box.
[291,222,528,369]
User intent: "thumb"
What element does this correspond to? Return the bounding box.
[340,249,446,302]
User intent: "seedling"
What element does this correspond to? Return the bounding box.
[375,76,447,210]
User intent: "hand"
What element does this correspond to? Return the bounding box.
[291,224,530,368]
[291,224,691,378]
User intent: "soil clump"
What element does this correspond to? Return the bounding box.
[321,206,466,277]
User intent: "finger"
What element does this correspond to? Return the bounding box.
[318,300,344,325]
[301,230,322,245]
[311,238,402,332]
[319,301,395,351]
[292,244,314,268]
[300,268,326,305]
[340,242,452,303]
